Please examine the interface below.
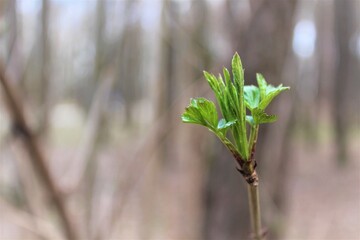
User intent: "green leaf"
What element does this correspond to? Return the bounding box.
[204,71,231,121]
[244,85,260,110]
[256,73,267,100]
[223,68,231,86]
[256,73,290,110]
[203,71,221,96]
[181,98,218,131]
[181,106,202,124]
[217,118,237,130]
[258,85,290,110]
[223,68,232,87]
[232,52,244,94]
[231,52,248,159]
[252,108,277,124]
[246,115,255,126]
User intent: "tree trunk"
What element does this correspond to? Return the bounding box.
[37,0,50,136]
[333,0,355,165]
[142,0,178,238]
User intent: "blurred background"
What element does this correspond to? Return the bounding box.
[0,0,359,239]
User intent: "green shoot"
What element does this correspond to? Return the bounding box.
[181,52,289,240]
[181,53,289,169]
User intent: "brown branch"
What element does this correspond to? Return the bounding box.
[10,139,49,229]
[0,63,78,240]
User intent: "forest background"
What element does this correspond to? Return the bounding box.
[0,0,359,239]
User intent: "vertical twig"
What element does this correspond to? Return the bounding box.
[0,64,78,240]
[247,125,264,239]
[248,184,264,240]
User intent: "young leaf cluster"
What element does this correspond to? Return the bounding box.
[181,53,289,162]
[244,73,289,125]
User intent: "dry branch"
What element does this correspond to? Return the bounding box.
[0,63,78,240]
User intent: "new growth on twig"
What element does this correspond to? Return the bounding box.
[181,53,289,239]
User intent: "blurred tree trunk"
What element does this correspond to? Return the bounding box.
[117,3,142,125]
[333,0,355,165]
[143,0,178,238]
[5,0,25,90]
[6,0,17,63]
[94,0,105,83]
[348,1,360,129]
[37,0,50,136]
[82,1,107,238]
[169,0,212,239]
[204,1,297,239]
[155,0,176,156]
[316,0,335,125]
[87,1,145,239]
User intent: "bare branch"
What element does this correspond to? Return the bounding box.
[0,63,78,240]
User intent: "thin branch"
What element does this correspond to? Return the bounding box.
[10,139,49,225]
[247,185,265,240]
[0,62,78,240]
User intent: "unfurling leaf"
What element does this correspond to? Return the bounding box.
[259,85,289,110]
[181,98,218,131]
[246,115,255,126]
[231,52,244,94]
[252,108,277,124]
[255,73,290,110]
[256,73,267,100]
[217,118,237,135]
[244,85,260,110]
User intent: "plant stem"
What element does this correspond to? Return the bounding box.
[248,124,259,154]
[247,184,263,240]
